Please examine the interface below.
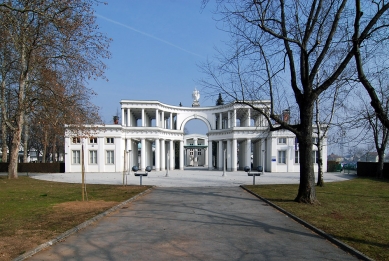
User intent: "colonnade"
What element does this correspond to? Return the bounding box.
[121,107,178,129]
[125,137,183,172]
[207,138,266,171]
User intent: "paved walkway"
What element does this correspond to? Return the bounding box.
[24,170,359,260]
[27,186,358,261]
[30,168,356,187]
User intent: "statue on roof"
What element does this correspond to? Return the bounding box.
[192,88,200,107]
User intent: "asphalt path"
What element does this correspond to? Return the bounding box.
[26,187,359,260]
[22,170,360,260]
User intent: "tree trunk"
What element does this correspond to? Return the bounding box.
[1,79,8,163]
[42,130,47,163]
[23,114,29,163]
[52,136,57,162]
[1,122,7,163]
[377,149,385,179]
[8,113,24,179]
[317,140,324,187]
[295,103,317,203]
[316,100,324,187]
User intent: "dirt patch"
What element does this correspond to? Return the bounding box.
[53,200,118,212]
[0,200,119,261]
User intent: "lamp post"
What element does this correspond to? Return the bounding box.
[222,149,226,177]
[128,149,132,175]
[166,150,169,177]
[262,149,265,175]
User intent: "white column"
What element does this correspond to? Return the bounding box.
[169,140,174,170]
[141,109,145,127]
[121,108,125,126]
[219,113,222,129]
[155,109,159,127]
[233,109,236,127]
[161,111,165,129]
[179,140,184,170]
[148,140,153,167]
[141,138,146,171]
[208,140,213,170]
[247,108,251,127]
[170,112,173,129]
[232,139,237,171]
[155,139,160,171]
[228,111,231,128]
[246,138,251,169]
[218,140,223,170]
[160,139,165,170]
[126,138,131,151]
[227,139,232,171]
[205,147,208,167]
[127,109,131,127]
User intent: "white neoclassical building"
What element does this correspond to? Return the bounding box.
[64,91,327,173]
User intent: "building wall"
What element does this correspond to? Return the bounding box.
[65,100,327,173]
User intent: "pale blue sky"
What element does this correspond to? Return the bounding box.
[90,0,228,134]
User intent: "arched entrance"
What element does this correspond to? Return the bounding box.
[182,119,209,168]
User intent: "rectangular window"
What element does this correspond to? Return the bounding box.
[89,150,97,164]
[198,150,202,156]
[278,150,286,164]
[90,137,97,144]
[72,137,80,144]
[312,151,319,164]
[106,150,114,164]
[72,150,80,164]
[278,137,287,144]
[106,137,114,144]
[295,151,299,164]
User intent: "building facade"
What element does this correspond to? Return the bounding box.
[65,97,327,173]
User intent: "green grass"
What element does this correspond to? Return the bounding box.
[244,177,389,261]
[0,176,151,260]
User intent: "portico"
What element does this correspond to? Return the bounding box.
[64,90,327,173]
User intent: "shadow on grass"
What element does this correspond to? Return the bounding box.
[337,235,389,249]
[261,198,295,203]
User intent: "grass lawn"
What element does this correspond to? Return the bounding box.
[0,176,151,261]
[244,177,389,261]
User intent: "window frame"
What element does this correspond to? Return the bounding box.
[89,137,98,144]
[106,137,114,144]
[72,137,81,144]
[312,150,319,164]
[106,150,114,164]
[278,150,286,164]
[89,150,98,164]
[278,137,287,144]
[295,150,300,164]
[72,150,81,164]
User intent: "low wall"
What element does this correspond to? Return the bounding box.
[357,162,389,178]
[0,163,65,173]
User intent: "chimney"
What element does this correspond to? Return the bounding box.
[282,109,290,123]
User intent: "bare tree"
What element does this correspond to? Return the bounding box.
[0,0,110,178]
[314,88,338,186]
[201,0,389,203]
[353,0,389,131]
[357,72,389,178]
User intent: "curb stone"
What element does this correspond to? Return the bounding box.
[13,187,154,261]
[240,185,375,261]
